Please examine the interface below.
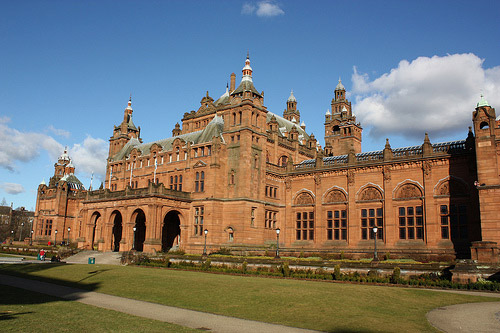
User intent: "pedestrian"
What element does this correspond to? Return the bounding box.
[40,249,45,261]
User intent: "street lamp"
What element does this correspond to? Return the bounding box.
[55,229,58,246]
[203,229,208,256]
[372,227,379,261]
[30,230,33,246]
[10,230,13,244]
[19,222,24,242]
[132,226,136,250]
[67,227,71,246]
[275,228,281,258]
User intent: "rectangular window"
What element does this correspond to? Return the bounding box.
[327,210,347,240]
[361,208,383,240]
[44,219,52,236]
[296,211,314,240]
[251,207,256,226]
[440,204,467,239]
[194,206,204,236]
[265,210,277,229]
[398,205,424,240]
[170,174,183,191]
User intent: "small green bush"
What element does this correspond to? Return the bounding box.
[281,262,291,277]
[391,267,401,284]
[333,264,341,280]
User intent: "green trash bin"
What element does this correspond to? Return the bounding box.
[88,257,95,264]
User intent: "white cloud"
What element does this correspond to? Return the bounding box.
[0,182,25,195]
[351,53,500,140]
[242,1,284,17]
[0,117,63,171]
[47,125,71,138]
[69,136,108,180]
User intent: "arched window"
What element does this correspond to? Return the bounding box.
[279,155,288,167]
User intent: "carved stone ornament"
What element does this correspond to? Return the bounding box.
[325,190,347,203]
[347,170,355,184]
[360,187,382,201]
[437,180,467,196]
[314,174,321,185]
[397,184,422,199]
[285,178,292,190]
[423,161,431,177]
[295,193,314,205]
[438,182,450,195]
[382,166,391,181]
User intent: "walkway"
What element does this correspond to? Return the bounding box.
[0,274,317,333]
[426,289,500,332]
[65,250,122,265]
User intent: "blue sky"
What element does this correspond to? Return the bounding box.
[1,0,500,210]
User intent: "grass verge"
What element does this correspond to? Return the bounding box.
[0,284,197,332]
[0,263,496,332]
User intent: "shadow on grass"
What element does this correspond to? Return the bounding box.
[0,264,101,306]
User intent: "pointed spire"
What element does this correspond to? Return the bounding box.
[242,53,253,81]
[325,109,331,116]
[424,132,431,144]
[288,89,297,102]
[40,178,46,186]
[385,138,391,149]
[126,95,133,110]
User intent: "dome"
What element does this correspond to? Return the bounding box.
[335,77,345,91]
[477,94,490,107]
[59,147,70,161]
[288,90,296,102]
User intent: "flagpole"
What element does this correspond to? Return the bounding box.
[90,172,94,191]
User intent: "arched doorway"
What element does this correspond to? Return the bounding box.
[162,211,181,252]
[111,211,123,252]
[90,212,101,250]
[132,209,146,251]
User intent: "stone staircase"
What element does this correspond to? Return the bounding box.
[65,250,123,265]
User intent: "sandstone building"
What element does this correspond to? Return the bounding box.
[33,56,500,262]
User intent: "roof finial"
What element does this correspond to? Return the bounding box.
[247,50,249,60]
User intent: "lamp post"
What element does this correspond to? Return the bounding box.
[67,227,71,246]
[55,229,58,246]
[10,230,13,244]
[132,226,136,250]
[275,228,281,258]
[203,229,208,256]
[372,227,378,261]
[19,222,24,242]
[30,230,33,246]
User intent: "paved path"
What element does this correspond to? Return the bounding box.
[0,274,317,333]
[65,250,122,265]
[426,289,500,332]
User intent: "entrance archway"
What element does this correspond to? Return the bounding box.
[90,212,101,250]
[111,211,122,252]
[162,211,181,252]
[132,209,146,251]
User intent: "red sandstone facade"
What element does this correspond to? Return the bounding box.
[33,57,500,262]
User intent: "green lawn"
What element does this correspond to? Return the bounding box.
[0,284,197,332]
[0,263,496,332]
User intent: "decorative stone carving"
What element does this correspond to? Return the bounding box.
[325,190,347,203]
[295,193,314,205]
[347,170,355,184]
[285,178,291,190]
[382,166,391,181]
[397,184,422,199]
[422,161,431,178]
[437,180,467,196]
[314,174,321,186]
[360,187,382,201]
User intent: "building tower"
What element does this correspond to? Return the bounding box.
[283,90,300,123]
[108,97,142,158]
[471,95,500,262]
[324,78,362,156]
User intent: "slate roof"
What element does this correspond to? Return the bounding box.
[111,115,225,161]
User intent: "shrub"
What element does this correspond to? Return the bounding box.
[210,247,232,255]
[201,259,212,271]
[340,251,345,260]
[241,261,248,273]
[391,267,401,284]
[384,252,391,260]
[281,261,291,277]
[333,264,341,280]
